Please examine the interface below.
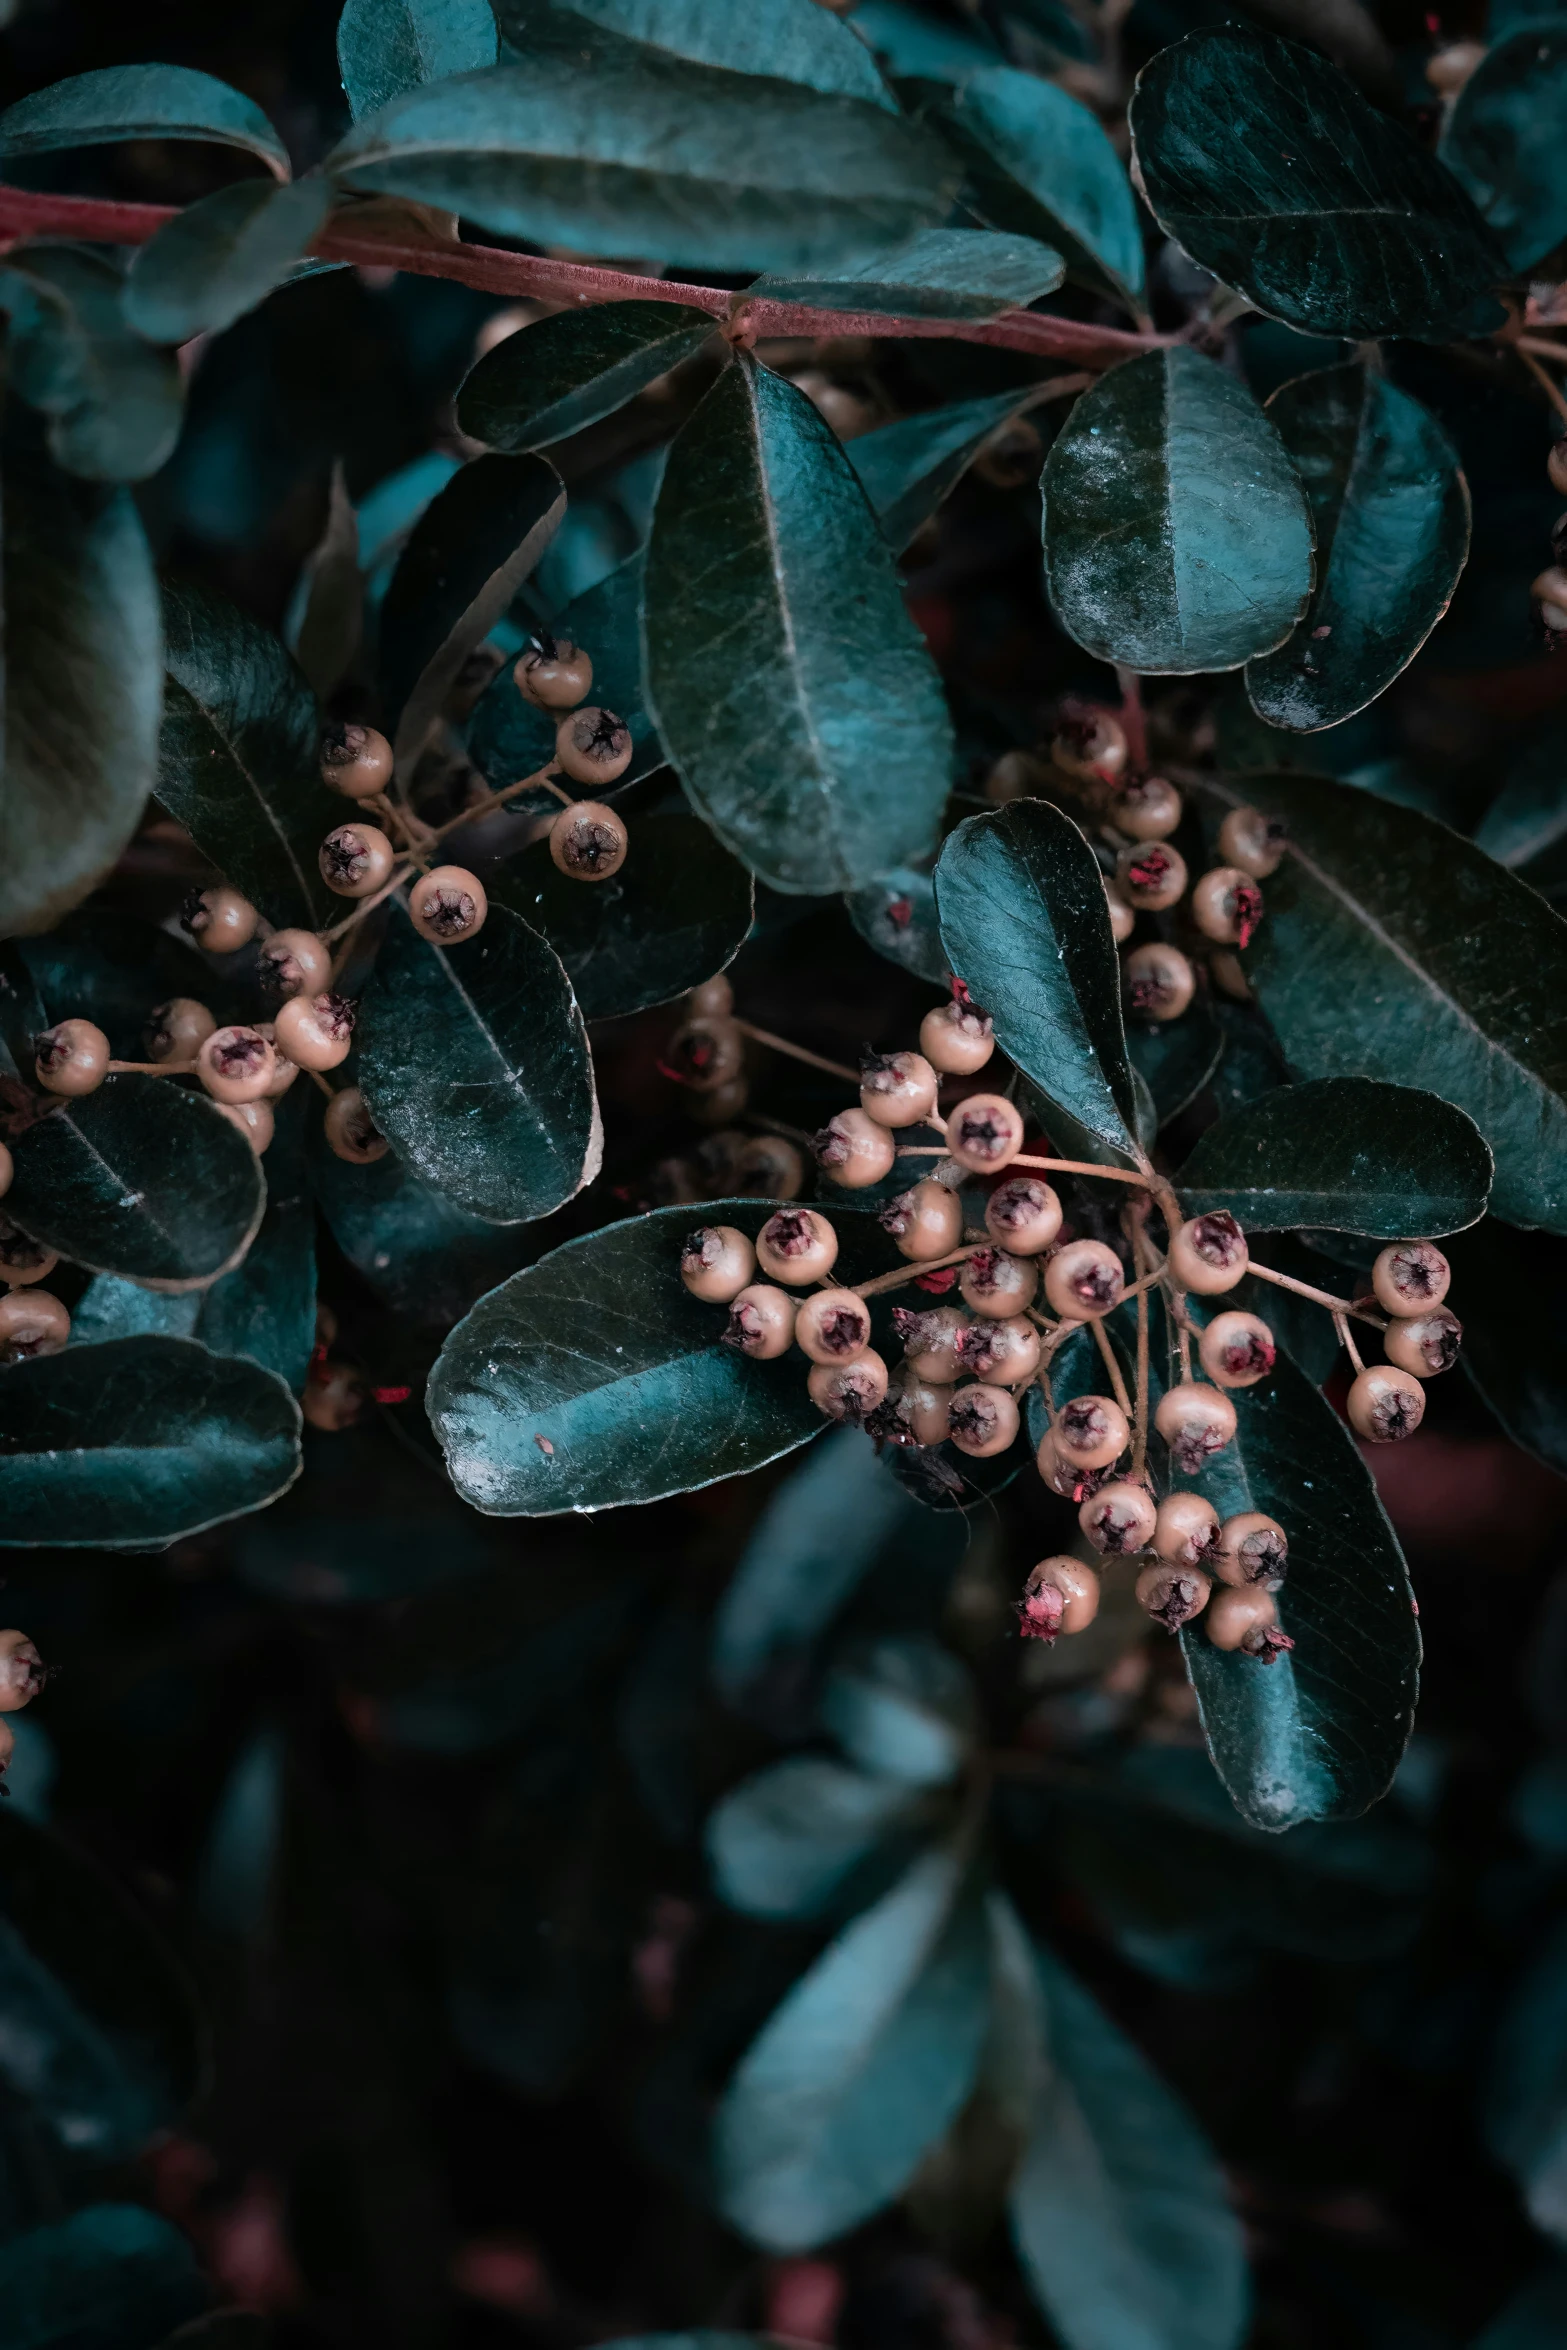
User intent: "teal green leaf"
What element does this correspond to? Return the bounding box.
[1442,22,1567,273]
[125,176,333,344]
[1042,348,1314,674]
[0,63,290,179]
[0,248,183,483]
[6,910,243,1059]
[1176,1078,1492,1237]
[1472,2263,1567,2350]
[0,1335,301,1549]
[71,1279,198,1347]
[1488,1916,1567,2245]
[194,1089,315,1389]
[820,1635,976,1788]
[467,548,662,800]
[1476,714,1567,875]
[847,0,1001,82]
[1246,365,1470,733]
[0,2206,205,2350]
[356,901,597,1224]
[751,226,1063,320]
[1128,24,1507,340]
[1227,773,1567,1233]
[846,866,946,983]
[290,459,362,702]
[645,357,953,892]
[708,1757,936,1921]
[934,800,1140,1166]
[339,0,499,119]
[1126,998,1222,1129]
[456,300,715,453]
[539,0,897,109]
[848,390,1031,555]
[157,579,344,930]
[940,65,1146,307]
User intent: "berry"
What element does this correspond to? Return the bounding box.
[1371,1241,1450,1315]
[1018,1556,1100,1643]
[685,974,735,1020]
[1104,876,1135,944]
[549,800,629,880]
[1123,941,1195,1022]
[953,1313,1040,1385]
[1209,951,1251,1004]
[985,749,1048,803]
[1035,1429,1092,1499]
[303,1360,369,1431]
[1205,1583,1293,1660]
[808,1351,889,1423]
[216,1098,274,1153]
[0,1220,57,1288]
[733,1134,804,1199]
[0,1142,11,1202]
[919,998,994,1075]
[1115,841,1187,912]
[1110,774,1182,842]
[1082,1478,1157,1555]
[409,864,487,944]
[948,1382,1019,1457]
[900,1374,954,1446]
[145,997,216,1061]
[1043,1239,1125,1321]
[1154,1382,1237,1473]
[1051,709,1126,782]
[0,1288,69,1362]
[0,1717,15,1780]
[756,1207,838,1285]
[692,1076,749,1125]
[1199,1310,1275,1388]
[1054,1392,1129,1470]
[1552,437,1567,500]
[1535,566,1567,632]
[859,1048,938,1130]
[321,721,393,799]
[320,823,395,898]
[34,1019,109,1097]
[255,1023,301,1098]
[666,1015,744,1093]
[1135,1560,1211,1631]
[1215,1512,1288,1590]
[1191,867,1264,948]
[324,1086,390,1165]
[1347,1362,1426,1443]
[1217,806,1286,879]
[795,1287,873,1364]
[984,1176,1062,1254]
[680,1224,756,1304]
[973,415,1042,489]
[274,991,355,1073]
[1384,1307,1462,1377]
[880,1179,963,1261]
[197,1024,278,1105]
[257,929,332,1003]
[0,1631,45,1710]
[1169,1211,1248,1295]
[515,632,593,709]
[1154,1490,1222,1569]
[812,1108,896,1189]
[180,885,259,951]
[945,1094,1024,1173]
[892,1303,968,1382]
[724,1283,797,1358]
[556,707,632,786]
[959,1245,1039,1319]
[1425,38,1485,95]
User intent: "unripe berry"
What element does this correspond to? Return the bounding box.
[1082,1478,1157,1555]
[919,998,994,1075]
[0,1220,56,1288]
[0,1142,11,1202]
[1347,1362,1426,1443]
[409,864,487,944]
[1123,941,1195,1022]
[1154,1381,1237,1473]
[0,1630,45,1710]
[1532,565,1567,631]
[859,1048,938,1129]
[34,1019,109,1097]
[216,1097,274,1153]
[180,885,259,951]
[1052,709,1126,782]
[274,991,355,1073]
[808,1350,888,1423]
[324,1085,390,1165]
[985,749,1048,804]
[1425,38,1485,96]
[145,997,216,1061]
[795,1287,873,1364]
[756,1207,838,1285]
[321,721,393,798]
[1054,1392,1129,1470]
[945,1094,1024,1173]
[1109,774,1182,842]
[1044,1239,1125,1321]
[303,1359,369,1431]
[666,1014,744,1092]
[959,1244,1038,1319]
[1384,1307,1462,1377]
[197,1024,277,1105]
[1191,866,1264,948]
[685,974,734,1020]
[1154,1490,1222,1569]
[1551,437,1567,500]
[1104,876,1135,944]
[1209,950,1251,1004]
[954,1313,1040,1385]
[255,1023,300,1098]
[0,1288,69,1362]
[880,1179,962,1261]
[0,1717,15,1780]
[948,1382,1019,1457]
[320,823,395,898]
[1206,1582,1293,1660]
[1371,1240,1450,1315]
[1136,1560,1211,1631]
[556,707,632,786]
[984,1176,1062,1253]
[1217,805,1286,879]
[514,632,593,709]
[724,1283,797,1358]
[692,1076,749,1125]
[734,1133,804,1199]
[1018,1556,1100,1643]
[813,1107,896,1189]
[680,1224,756,1304]
[1036,1429,1093,1499]
[1169,1211,1248,1295]
[1199,1309,1275,1387]
[892,1303,968,1382]
[1215,1511,1288,1590]
[1115,841,1187,912]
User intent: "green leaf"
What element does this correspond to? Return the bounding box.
[71,1279,199,1347]
[0,446,163,939]
[378,452,565,766]
[356,901,598,1224]
[708,1757,936,1921]
[1126,998,1222,1129]
[456,300,716,453]
[0,63,290,179]
[1009,1930,1249,2350]
[1128,24,1506,340]
[0,1335,301,1549]
[939,65,1146,307]
[0,2206,206,2350]
[1441,22,1567,273]
[194,1088,315,1389]
[157,579,344,930]
[848,390,1031,555]
[1229,773,1567,1233]
[1042,348,1313,674]
[339,0,499,119]
[1175,1077,1492,1237]
[492,810,752,1019]
[1472,2262,1567,2350]
[1245,365,1470,733]
[934,800,1140,1166]
[750,226,1063,320]
[714,1835,989,2251]
[1447,1218,1567,1481]
[6,910,244,1058]
[846,866,947,983]
[539,0,898,109]
[645,356,953,893]
[1476,713,1567,874]
[848,0,1002,83]
[467,548,662,800]
[0,249,183,483]
[820,1634,976,1788]
[6,1076,266,1290]
[289,459,362,702]
[124,176,333,345]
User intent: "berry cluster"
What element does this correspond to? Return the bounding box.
[0,1626,47,1787]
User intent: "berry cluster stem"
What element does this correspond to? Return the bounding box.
[851,1243,984,1299]
[323,866,413,944]
[106,1058,197,1076]
[1244,1255,1388,1329]
[733,1022,862,1086]
[1090,1312,1134,1421]
[1130,1222,1152,1480]
[429,758,567,839]
[1335,1310,1366,1375]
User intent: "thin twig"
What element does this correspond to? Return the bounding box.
[1089,1313,1134,1419]
[1130,1225,1151,1481]
[1334,1310,1366,1374]
[1114,666,1148,772]
[1245,1256,1387,1330]
[429,759,566,838]
[323,867,412,941]
[852,1243,983,1299]
[1012,1153,1148,1186]
[106,1058,197,1075]
[734,1021,861,1086]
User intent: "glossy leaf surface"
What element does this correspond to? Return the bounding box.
[751,226,1063,320]
[645,358,953,892]
[1176,1077,1492,1237]
[846,866,947,984]
[456,300,715,452]
[1042,348,1313,674]
[467,549,662,799]
[7,910,243,1058]
[339,0,499,118]
[1442,23,1567,272]
[0,63,290,177]
[125,176,333,344]
[1126,999,1222,1130]
[1477,714,1567,876]
[543,0,897,108]
[820,1635,976,1789]
[708,1758,934,1921]
[194,1089,314,1389]
[0,2205,206,2350]
[848,390,1028,555]
[0,249,184,484]
[941,65,1146,305]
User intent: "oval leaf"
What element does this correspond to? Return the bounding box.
[1176,1077,1492,1237]
[0,2207,204,2350]
[709,1757,934,1921]
[1442,23,1567,273]
[467,548,662,800]
[6,910,244,1059]
[194,1089,315,1388]
[541,0,898,110]
[1042,348,1313,674]
[125,176,333,344]
[940,65,1146,306]
[820,1635,976,1789]
[750,226,1064,320]
[0,63,290,178]
[846,866,947,983]
[645,357,953,892]
[1127,998,1222,1130]
[848,390,1031,556]
[457,300,716,453]
[0,248,184,484]
[339,0,499,119]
